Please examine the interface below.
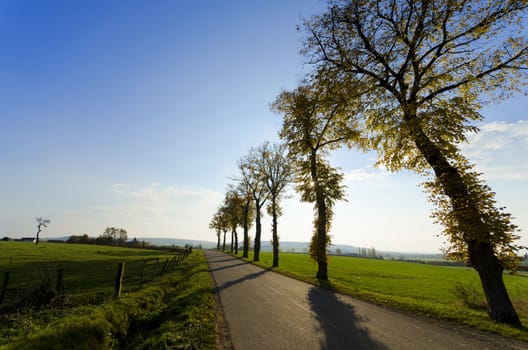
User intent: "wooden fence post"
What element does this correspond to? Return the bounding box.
[114,262,125,298]
[0,271,9,304]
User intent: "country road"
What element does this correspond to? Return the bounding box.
[205,250,527,350]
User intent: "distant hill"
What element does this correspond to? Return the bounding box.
[42,236,217,249]
[261,241,443,260]
[260,241,309,253]
[139,237,217,249]
[44,236,442,260]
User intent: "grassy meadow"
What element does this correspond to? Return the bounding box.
[0,242,217,349]
[241,251,528,341]
[0,241,180,302]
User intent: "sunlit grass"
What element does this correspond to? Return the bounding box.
[239,251,528,341]
[0,248,216,349]
[0,241,178,298]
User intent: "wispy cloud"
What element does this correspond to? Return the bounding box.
[345,166,390,183]
[88,183,223,236]
[462,120,528,180]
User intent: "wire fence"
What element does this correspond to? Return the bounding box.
[0,248,192,307]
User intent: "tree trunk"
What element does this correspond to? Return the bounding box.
[243,200,250,258]
[315,190,328,280]
[254,206,262,262]
[405,114,521,326]
[222,229,227,251]
[469,241,520,326]
[272,198,279,268]
[230,230,234,253]
[217,231,221,251]
[234,230,239,255]
[311,151,328,280]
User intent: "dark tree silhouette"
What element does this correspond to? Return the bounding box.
[35,217,50,245]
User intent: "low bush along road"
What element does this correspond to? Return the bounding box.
[206,250,527,350]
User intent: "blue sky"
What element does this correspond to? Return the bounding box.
[1,1,527,253]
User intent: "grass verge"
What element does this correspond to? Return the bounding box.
[0,250,216,350]
[234,251,528,342]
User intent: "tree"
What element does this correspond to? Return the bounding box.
[303,0,528,325]
[209,212,223,250]
[99,227,127,246]
[257,141,293,267]
[211,205,230,251]
[35,217,50,245]
[117,228,128,245]
[101,227,116,242]
[236,182,255,258]
[224,188,245,255]
[272,79,360,280]
[238,149,270,262]
[66,234,94,244]
[221,212,229,252]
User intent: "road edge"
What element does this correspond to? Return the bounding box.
[206,251,234,350]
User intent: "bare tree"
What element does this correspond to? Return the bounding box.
[35,217,50,245]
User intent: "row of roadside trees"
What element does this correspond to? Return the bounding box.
[210,142,293,268]
[211,0,528,327]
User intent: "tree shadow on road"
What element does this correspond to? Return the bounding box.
[209,262,248,272]
[308,283,389,350]
[215,268,272,293]
[206,257,239,264]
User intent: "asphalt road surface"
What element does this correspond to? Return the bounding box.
[206,250,527,350]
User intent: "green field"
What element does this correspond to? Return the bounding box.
[0,242,216,349]
[241,251,528,340]
[3,241,527,344]
[0,241,181,303]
